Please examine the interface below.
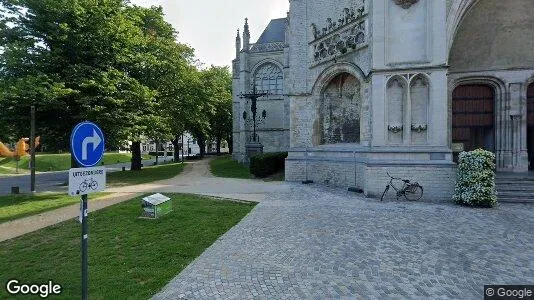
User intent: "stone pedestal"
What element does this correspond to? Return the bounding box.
[245,142,264,163]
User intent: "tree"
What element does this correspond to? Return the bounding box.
[0,1,196,170]
[202,66,232,155]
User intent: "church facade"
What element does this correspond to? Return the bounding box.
[232,0,534,201]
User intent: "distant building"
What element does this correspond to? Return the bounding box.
[140,133,229,157]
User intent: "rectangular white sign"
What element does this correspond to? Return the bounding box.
[69,167,106,196]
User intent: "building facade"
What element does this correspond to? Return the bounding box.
[232,0,534,201]
[232,18,290,162]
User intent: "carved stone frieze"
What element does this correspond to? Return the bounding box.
[310,2,366,41]
[311,22,366,65]
[393,0,419,9]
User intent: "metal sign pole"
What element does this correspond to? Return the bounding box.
[30,106,36,192]
[70,121,106,300]
[81,194,88,300]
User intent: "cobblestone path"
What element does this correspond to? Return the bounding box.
[153,184,534,299]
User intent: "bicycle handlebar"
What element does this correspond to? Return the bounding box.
[386,171,401,180]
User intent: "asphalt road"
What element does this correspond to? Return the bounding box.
[0,157,179,196]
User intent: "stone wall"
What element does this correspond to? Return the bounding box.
[449,0,534,72]
[232,47,290,162]
[364,164,457,203]
[286,152,457,203]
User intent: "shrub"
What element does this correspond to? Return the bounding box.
[249,152,288,178]
[453,149,497,207]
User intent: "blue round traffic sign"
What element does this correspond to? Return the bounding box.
[70,122,105,167]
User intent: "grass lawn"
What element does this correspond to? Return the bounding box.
[0,193,109,224]
[107,163,185,186]
[0,194,256,299]
[0,153,152,174]
[209,155,251,179]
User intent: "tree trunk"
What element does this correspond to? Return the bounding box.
[216,136,221,155]
[71,152,78,168]
[198,137,206,158]
[227,134,233,154]
[155,140,159,165]
[131,141,142,170]
[172,135,180,162]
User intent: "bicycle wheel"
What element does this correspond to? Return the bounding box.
[404,184,423,201]
[79,182,88,193]
[380,185,390,201]
[90,180,98,190]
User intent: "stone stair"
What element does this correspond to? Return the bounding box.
[496,173,534,203]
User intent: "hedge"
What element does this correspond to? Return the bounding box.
[249,152,288,178]
[453,149,497,207]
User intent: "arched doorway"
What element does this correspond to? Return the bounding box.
[528,83,534,169]
[452,84,495,160]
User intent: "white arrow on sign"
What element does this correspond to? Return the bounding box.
[81,129,102,160]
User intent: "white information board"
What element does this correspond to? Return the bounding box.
[69,167,106,196]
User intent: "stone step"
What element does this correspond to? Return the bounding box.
[497,193,534,202]
[496,185,534,191]
[496,179,534,184]
[495,175,534,203]
[499,198,534,204]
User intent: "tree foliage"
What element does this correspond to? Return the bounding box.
[0,0,234,166]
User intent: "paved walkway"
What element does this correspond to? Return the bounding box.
[107,159,286,202]
[0,158,283,242]
[153,184,534,299]
[2,158,533,299]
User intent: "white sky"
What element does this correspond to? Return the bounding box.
[129,0,289,68]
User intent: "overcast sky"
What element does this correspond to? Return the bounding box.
[129,0,289,68]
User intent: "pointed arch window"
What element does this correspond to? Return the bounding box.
[254,63,283,95]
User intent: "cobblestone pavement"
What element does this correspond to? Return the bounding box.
[153,183,534,300]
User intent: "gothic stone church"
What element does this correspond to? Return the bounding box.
[232,0,534,201]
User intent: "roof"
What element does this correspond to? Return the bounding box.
[255,18,287,44]
[142,193,171,205]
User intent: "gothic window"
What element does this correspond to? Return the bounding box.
[387,76,406,144]
[254,63,283,95]
[410,75,429,144]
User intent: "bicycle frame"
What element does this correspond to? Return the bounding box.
[381,172,418,201]
[386,173,408,194]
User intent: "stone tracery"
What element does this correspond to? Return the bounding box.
[310,4,368,65]
[254,63,283,95]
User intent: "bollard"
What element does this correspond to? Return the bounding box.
[11,186,20,194]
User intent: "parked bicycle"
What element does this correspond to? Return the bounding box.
[380,172,423,201]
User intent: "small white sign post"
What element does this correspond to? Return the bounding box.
[68,167,106,196]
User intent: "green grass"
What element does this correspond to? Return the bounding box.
[107,163,185,186]
[0,193,109,224]
[0,153,152,174]
[209,156,251,179]
[0,194,256,299]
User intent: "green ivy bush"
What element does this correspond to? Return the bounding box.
[453,149,497,207]
[249,152,288,178]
